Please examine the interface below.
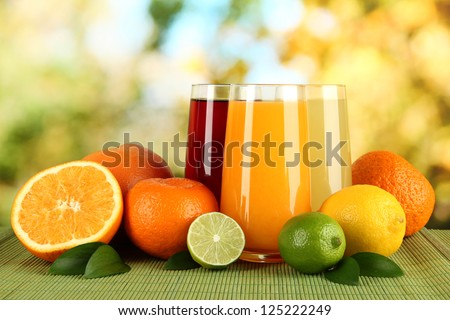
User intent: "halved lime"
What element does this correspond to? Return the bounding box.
[187,212,245,269]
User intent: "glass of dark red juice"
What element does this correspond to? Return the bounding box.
[185,84,230,204]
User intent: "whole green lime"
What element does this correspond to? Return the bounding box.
[278,212,346,274]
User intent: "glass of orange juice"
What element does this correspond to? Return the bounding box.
[220,84,311,263]
[305,85,351,211]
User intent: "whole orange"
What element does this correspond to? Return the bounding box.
[124,178,219,259]
[83,143,173,198]
[84,143,173,244]
[352,150,435,236]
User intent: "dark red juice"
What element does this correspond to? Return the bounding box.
[185,99,228,203]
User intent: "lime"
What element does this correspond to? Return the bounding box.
[278,212,346,274]
[187,212,245,269]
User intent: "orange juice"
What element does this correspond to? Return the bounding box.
[221,97,310,262]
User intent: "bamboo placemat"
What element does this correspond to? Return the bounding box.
[0,227,448,300]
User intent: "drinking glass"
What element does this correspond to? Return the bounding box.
[185,84,229,204]
[305,85,351,211]
[220,84,311,263]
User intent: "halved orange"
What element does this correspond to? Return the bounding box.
[11,161,123,262]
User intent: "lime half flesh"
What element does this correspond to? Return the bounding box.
[187,212,245,269]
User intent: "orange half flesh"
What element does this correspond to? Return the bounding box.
[11,161,123,262]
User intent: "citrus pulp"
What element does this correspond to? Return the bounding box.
[187,212,245,269]
[11,161,123,262]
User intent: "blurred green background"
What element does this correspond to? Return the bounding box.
[0,0,449,229]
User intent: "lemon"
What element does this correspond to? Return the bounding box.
[320,185,406,257]
[278,212,346,274]
[187,212,245,269]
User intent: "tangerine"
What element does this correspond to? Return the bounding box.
[352,150,435,236]
[84,143,173,244]
[124,178,218,259]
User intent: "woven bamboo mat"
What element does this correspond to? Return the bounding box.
[0,227,448,300]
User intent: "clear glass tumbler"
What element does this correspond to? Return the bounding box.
[185,84,230,204]
[305,85,351,211]
[220,84,311,263]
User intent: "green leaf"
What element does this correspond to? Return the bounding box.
[49,242,106,275]
[84,245,131,279]
[324,257,360,286]
[352,252,404,277]
[163,251,201,270]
